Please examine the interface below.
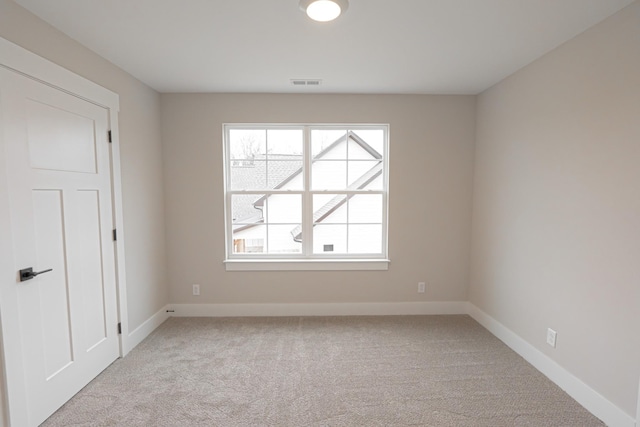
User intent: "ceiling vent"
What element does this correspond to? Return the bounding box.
[291,79,322,86]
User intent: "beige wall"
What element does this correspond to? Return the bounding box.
[470,2,640,417]
[0,1,169,423]
[161,94,476,304]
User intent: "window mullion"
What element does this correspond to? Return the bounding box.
[264,129,269,255]
[224,128,232,258]
[345,130,349,253]
[302,126,313,257]
[225,190,232,259]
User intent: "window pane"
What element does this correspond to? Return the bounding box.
[312,130,346,159]
[347,160,381,187]
[265,195,301,224]
[313,194,347,224]
[230,160,266,190]
[233,225,266,254]
[267,129,303,155]
[363,170,384,190]
[267,225,302,254]
[350,129,384,158]
[311,160,346,190]
[230,159,303,190]
[266,129,303,189]
[231,194,264,224]
[313,224,347,254]
[348,225,382,254]
[232,223,303,254]
[348,195,383,223]
[347,135,381,160]
[229,129,266,160]
[267,159,303,189]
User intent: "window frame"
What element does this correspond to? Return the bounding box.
[223,123,390,271]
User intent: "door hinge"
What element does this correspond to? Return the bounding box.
[112,229,117,241]
[108,130,112,143]
[117,322,122,334]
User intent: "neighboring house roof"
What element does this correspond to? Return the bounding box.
[232,130,383,236]
[230,154,302,222]
[289,163,382,241]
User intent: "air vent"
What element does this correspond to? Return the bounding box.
[291,79,322,86]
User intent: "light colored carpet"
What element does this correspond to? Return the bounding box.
[42,315,604,426]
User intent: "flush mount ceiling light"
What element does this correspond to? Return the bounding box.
[300,0,349,22]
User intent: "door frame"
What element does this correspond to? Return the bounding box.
[0,36,130,426]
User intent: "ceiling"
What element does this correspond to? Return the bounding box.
[14,0,635,94]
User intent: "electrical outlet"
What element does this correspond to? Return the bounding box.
[192,284,200,296]
[418,282,426,293]
[546,328,557,348]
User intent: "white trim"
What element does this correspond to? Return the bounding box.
[224,258,390,271]
[0,36,127,427]
[125,306,171,351]
[0,62,29,427]
[0,38,118,110]
[223,124,390,263]
[107,108,131,356]
[169,301,469,317]
[467,304,635,427]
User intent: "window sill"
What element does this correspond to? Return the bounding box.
[224,259,390,271]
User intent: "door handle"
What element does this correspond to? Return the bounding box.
[19,267,53,282]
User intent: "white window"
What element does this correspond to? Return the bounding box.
[223,124,389,271]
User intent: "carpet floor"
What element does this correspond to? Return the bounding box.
[42,315,604,426]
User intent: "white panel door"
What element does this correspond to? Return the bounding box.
[0,67,119,426]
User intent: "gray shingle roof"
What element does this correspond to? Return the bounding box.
[230,154,302,222]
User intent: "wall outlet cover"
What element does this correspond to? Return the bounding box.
[546,328,557,348]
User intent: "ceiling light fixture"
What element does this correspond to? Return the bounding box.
[300,0,349,22]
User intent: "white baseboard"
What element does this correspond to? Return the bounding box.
[467,304,635,427]
[124,305,171,355]
[169,301,470,317]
